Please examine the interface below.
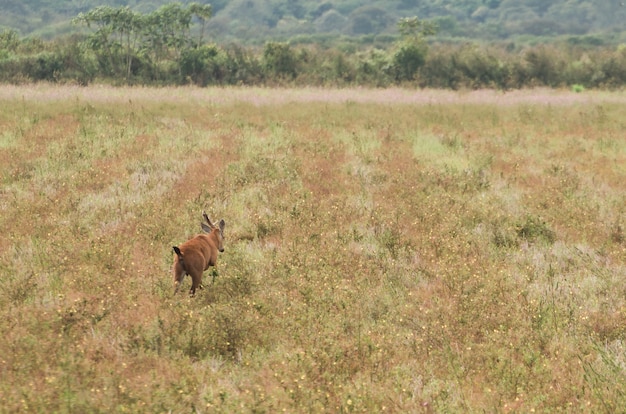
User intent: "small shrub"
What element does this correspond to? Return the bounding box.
[516,215,556,244]
[492,226,519,248]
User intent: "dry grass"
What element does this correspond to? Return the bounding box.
[1,85,625,413]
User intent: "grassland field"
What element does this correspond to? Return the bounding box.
[1,84,625,413]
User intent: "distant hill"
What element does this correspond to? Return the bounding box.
[2,0,626,43]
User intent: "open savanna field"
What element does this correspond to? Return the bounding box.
[1,85,626,413]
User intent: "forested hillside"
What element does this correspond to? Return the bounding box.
[2,0,626,43]
[1,1,626,88]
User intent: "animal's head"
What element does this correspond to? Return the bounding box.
[202,211,225,252]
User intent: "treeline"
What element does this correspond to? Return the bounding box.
[0,4,625,89]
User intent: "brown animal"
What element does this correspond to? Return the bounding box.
[172,211,226,296]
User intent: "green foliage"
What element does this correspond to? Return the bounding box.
[2,0,626,44]
[389,16,436,82]
[73,6,144,81]
[263,41,298,79]
[2,4,626,88]
[0,30,20,54]
[179,44,224,86]
[70,3,215,83]
[525,46,564,87]
[188,2,213,45]
[397,16,437,40]
[390,42,427,81]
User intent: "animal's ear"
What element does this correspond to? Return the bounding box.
[202,211,214,228]
[219,219,225,233]
[201,222,212,233]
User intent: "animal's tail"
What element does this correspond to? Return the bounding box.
[173,246,185,269]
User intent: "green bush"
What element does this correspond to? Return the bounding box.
[263,41,298,80]
[2,25,626,88]
[391,42,427,81]
[179,44,225,86]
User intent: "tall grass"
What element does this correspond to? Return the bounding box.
[1,85,625,412]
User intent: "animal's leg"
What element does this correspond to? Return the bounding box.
[173,263,186,294]
[190,272,202,297]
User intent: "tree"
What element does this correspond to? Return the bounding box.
[180,44,224,86]
[397,16,437,41]
[72,6,144,80]
[143,3,193,67]
[391,16,437,82]
[263,41,297,79]
[74,3,214,83]
[0,30,20,55]
[189,2,213,47]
